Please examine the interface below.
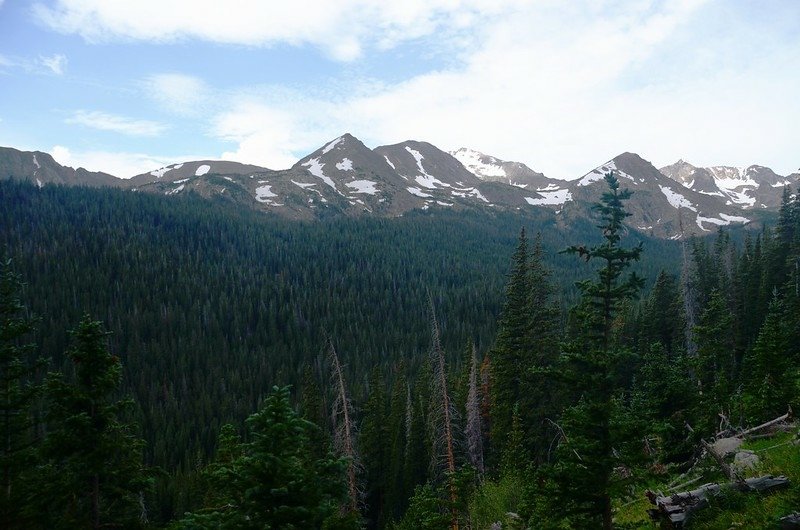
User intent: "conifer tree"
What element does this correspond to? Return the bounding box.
[491,228,531,451]
[360,366,389,526]
[37,316,151,529]
[177,386,351,529]
[693,290,736,431]
[743,296,798,421]
[640,270,683,356]
[0,260,46,528]
[552,172,644,529]
[523,233,561,463]
[491,229,560,466]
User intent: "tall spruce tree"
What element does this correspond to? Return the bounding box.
[490,228,532,453]
[743,296,798,421]
[491,229,560,466]
[693,289,736,432]
[523,233,561,464]
[0,260,46,528]
[551,172,644,529]
[37,316,151,529]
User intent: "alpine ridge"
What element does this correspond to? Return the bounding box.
[2,136,796,238]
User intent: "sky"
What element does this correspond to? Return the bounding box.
[0,0,798,180]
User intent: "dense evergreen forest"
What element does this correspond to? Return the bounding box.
[1,177,798,528]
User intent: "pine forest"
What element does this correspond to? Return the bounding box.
[1,174,799,529]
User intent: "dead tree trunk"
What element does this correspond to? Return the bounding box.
[329,341,360,514]
[648,475,790,528]
[428,298,459,530]
[465,343,484,477]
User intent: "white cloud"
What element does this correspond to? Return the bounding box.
[38,53,67,75]
[66,110,167,137]
[142,73,210,116]
[35,1,799,177]
[213,99,335,169]
[191,0,800,178]
[33,0,518,61]
[50,145,205,178]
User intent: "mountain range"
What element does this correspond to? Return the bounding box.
[2,135,797,239]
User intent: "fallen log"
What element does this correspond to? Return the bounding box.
[737,408,793,439]
[647,475,790,528]
[781,512,800,529]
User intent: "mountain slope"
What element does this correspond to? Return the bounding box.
[0,146,121,187]
[450,147,552,188]
[0,140,789,239]
[565,153,752,238]
[660,160,799,210]
[128,160,270,187]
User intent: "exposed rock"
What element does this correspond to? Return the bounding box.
[711,437,743,458]
[733,450,760,472]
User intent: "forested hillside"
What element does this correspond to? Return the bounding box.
[1,177,797,528]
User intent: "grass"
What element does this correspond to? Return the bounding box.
[613,430,799,529]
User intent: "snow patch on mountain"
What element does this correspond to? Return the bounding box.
[33,154,40,169]
[405,146,438,182]
[36,178,43,188]
[416,175,450,189]
[195,164,211,176]
[336,158,354,171]
[699,190,725,197]
[696,212,750,231]
[255,184,278,203]
[580,161,635,186]
[451,148,506,178]
[696,215,727,231]
[292,180,316,189]
[659,185,697,212]
[302,158,337,190]
[724,188,756,207]
[383,155,396,170]
[166,184,184,195]
[451,187,489,203]
[407,187,432,198]
[173,178,190,184]
[151,166,171,178]
[346,180,378,195]
[525,189,572,206]
[719,213,750,223]
[322,136,344,154]
[537,184,561,192]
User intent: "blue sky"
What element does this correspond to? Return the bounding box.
[1,0,798,179]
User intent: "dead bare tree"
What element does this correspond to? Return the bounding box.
[679,211,699,371]
[465,343,484,477]
[427,297,460,530]
[328,340,361,514]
